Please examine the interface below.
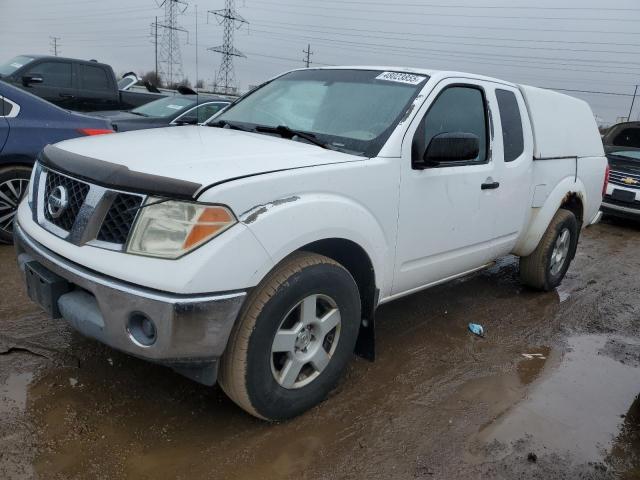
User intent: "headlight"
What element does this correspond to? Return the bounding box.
[126,198,236,259]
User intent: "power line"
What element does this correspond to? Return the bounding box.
[251,0,640,23]
[254,19,640,51]
[248,5,640,36]
[247,27,640,71]
[208,0,248,95]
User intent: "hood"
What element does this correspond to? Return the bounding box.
[46,126,361,197]
[88,110,141,120]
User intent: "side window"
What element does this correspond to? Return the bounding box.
[196,103,225,123]
[26,62,72,88]
[495,89,524,162]
[0,98,8,116]
[82,65,110,91]
[418,86,487,165]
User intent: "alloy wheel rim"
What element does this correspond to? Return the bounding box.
[270,294,341,389]
[0,179,29,234]
[550,227,571,276]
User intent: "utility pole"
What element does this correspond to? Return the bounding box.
[628,85,638,121]
[150,16,159,82]
[208,0,248,95]
[157,0,188,87]
[303,43,312,68]
[50,36,61,56]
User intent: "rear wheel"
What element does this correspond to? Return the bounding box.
[219,252,361,421]
[519,209,578,291]
[0,166,32,244]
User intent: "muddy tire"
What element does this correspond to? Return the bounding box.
[0,166,32,244]
[519,209,578,291]
[218,251,361,421]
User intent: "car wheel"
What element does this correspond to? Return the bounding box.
[519,208,578,291]
[0,166,32,244]
[219,251,361,421]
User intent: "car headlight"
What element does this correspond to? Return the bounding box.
[126,198,236,259]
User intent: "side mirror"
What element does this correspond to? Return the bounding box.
[21,74,43,86]
[423,132,480,165]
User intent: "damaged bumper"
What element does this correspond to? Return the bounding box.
[14,223,246,385]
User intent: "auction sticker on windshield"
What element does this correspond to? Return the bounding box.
[166,105,184,110]
[375,71,426,85]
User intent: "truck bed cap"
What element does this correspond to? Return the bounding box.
[518,84,604,160]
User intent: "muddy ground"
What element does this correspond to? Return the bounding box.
[1,217,639,480]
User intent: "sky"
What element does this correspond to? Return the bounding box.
[1,0,640,125]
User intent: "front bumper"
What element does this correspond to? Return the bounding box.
[601,200,640,220]
[14,223,246,385]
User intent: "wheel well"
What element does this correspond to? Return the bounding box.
[300,238,378,360]
[560,192,584,227]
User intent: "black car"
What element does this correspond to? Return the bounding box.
[601,122,640,220]
[0,54,164,111]
[90,95,230,132]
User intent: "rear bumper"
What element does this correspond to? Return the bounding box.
[14,223,246,385]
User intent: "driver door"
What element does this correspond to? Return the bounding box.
[392,79,501,295]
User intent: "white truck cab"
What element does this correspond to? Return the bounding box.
[15,67,608,420]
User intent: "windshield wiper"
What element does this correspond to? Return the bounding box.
[254,125,332,150]
[129,111,149,117]
[209,119,253,132]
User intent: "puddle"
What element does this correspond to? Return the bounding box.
[471,335,640,465]
[0,372,33,415]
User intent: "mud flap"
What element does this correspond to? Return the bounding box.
[354,288,379,362]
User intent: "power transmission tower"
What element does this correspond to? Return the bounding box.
[50,36,61,56]
[303,44,312,68]
[156,0,188,86]
[208,0,248,95]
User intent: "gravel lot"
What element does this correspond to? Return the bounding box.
[1,217,639,480]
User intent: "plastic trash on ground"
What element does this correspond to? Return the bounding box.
[468,323,485,337]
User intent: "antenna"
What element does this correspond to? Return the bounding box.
[208,0,248,95]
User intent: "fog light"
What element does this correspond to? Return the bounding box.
[127,312,157,346]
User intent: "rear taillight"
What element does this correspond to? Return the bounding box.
[77,128,114,136]
[602,164,610,198]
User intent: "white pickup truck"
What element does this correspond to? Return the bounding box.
[15,67,607,420]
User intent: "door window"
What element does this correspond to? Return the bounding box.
[415,86,488,165]
[195,103,226,123]
[26,62,72,88]
[82,65,110,91]
[495,89,524,162]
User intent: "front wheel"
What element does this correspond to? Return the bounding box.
[519,209,578,291]
[219,252,361,421]
[0,166,32,244]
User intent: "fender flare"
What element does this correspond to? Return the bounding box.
[512,176,587,257]
[239,192,389,297]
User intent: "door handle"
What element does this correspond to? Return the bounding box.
[481,181,500,190]
[59,93,75,99]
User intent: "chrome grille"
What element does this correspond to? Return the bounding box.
[35,166,146,250]
[609,170,640,190]
[43,170,90,231]
[97,193,143,244]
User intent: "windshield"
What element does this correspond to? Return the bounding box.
[131,96,195,118]
[214,69,428,156]
[0,55,35,76]
[610,150,640,161]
